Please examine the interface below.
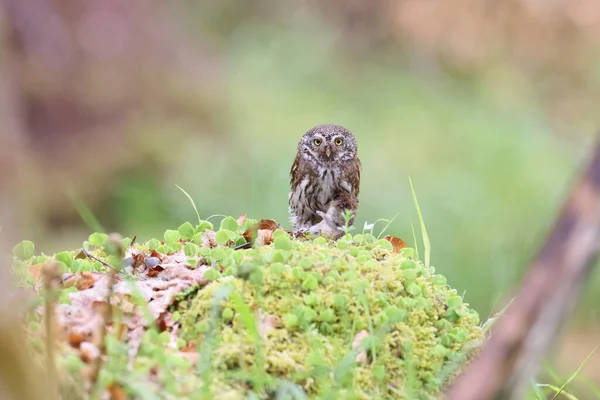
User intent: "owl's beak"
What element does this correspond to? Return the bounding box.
[325,147,331,159]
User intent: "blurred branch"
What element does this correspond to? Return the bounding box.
[41,263,61,399]
[446,138,600,400]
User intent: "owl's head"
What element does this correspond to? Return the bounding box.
[299,124,358,165]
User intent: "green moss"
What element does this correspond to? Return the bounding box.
[13,219,484,399]
[179,237,484,398]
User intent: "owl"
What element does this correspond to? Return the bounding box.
[288,124,361,237]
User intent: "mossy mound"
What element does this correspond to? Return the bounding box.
[12,220,484,400]
[178,232,483,399]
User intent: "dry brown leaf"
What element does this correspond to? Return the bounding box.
[242,227,254,243]
[258,219,281,231]
[61,312,103,348]
[149,249,164,260]
[52,257,210,387]
[130,251,146,270]
[124,237,141,260]
[61,271,101,290]
[237,214,248,225]
[146,265,165,277]
[243,219,283,245]
[168,324,180,350]
[201,230,217,248]
[76,272,99,290]
[384,235,407,253]
[181,340,197,353]
[79,341,101,363]
[156,311,174,332]
[352,330,369,364]
[255,229,274,246]
[27,264,45,285]
[67,330,86,348]
[108,382,129,400]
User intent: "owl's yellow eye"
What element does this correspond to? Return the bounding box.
[313,138,322,146]
[335,138,343,146]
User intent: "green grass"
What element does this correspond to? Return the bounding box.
[408,177,430,268]
[529,350,600,400]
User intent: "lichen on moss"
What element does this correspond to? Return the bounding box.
[179,232,484,399]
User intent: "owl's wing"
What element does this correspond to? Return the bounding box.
[290,153,302,188]
[351,157,361,198]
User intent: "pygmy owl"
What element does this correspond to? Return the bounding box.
[288,124,361,238]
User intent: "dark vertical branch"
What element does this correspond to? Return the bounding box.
[446,139,600,400]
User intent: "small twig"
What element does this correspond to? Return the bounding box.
[233,242,252,250]
[83,246,133,279]
[82,246,119,272]
[88,234,125,398]
[88,269,117,394]
[42,261,61,399]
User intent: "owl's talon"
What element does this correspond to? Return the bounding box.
[292,229,309,239]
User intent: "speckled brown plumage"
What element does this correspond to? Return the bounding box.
[288,124,361,235]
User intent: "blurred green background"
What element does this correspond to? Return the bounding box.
[3,0,600,389]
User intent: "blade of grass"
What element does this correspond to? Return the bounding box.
[388,385,407,397]
[583,376,600,398]
[543,362,563,384]
[408,177,430,266]
[551,344,598,400]
[207,214,228,223]
[231,292,258,339]
[486,292,504,326]
[176,184,201,225]
[196,285,231,398]
[121,378,163,400]
[365,218,391,236]
[68,189,105,233]
[530,379,546,400]
[275,380,308,400]
[410,219,420,261]
[537,384,579,400]
[403,341,418,398]
[375,214,399,239]
[359,295,376,363]
[482,298,514,333]
[230,290,266,392]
